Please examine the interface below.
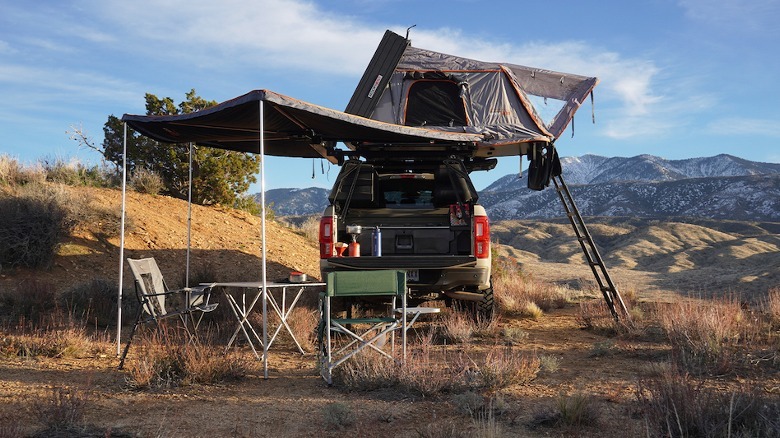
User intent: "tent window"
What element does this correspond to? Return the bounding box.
[404,80,467,127]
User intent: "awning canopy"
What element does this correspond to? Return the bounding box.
[121,89,484,160]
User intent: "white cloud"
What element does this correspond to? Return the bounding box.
[90,0,383,75]
[678,0,780,34]
[708,117,780,138]
[0,63,140,110]
[0,40,13,54]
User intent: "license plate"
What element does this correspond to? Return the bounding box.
[406,270,419,282]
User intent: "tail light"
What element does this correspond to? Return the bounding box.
[474,215,490,259]
[319,216,335,259]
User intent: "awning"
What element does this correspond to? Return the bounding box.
[121,89,484,160]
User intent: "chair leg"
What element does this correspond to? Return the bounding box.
[324,295,333,386]
[118,306,144,370]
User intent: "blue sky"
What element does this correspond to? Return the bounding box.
[1,0,779,191]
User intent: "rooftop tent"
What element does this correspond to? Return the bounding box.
[345,30,599,158]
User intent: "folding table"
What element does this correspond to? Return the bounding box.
[208,281,325,375]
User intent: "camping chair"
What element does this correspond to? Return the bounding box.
[319,270,408,385]
[118,257,218,369]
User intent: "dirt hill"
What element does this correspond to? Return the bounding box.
[0,186,321,295]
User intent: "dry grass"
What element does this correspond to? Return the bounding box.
[0,155,46,186]
[336,330,541,397]
[637,367,780,437]
[763,287,780,328]
[660,297,756,375]
[298,216,320,242]
[493,270,569,317]
[476,347,540,393]
[30,386,89,434]
[530,393,601,431]
[124,326,252,389]
[0,325,101,359]
[577,299,619,333]
[0,184,76,270]
[130,167,164,195]
[440,309,475,344]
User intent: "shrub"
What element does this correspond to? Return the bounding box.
[0,155,46,186]
[589,340,617,358]
[0,184,75,269]
[0,411,24,438]
[530,393,600,430]
[539,354,561,373]
[476,347,540,392]
[637,367,780,437]
[660,297,753,375]
[124,326,250,389]
[42,157,84,186]
[60,278,122,327]
[501,326,529,345]
[0,279,59,325]
[31,386,89,434]
[332,349,398,391]
[285,307,319,352]
[440,309,474,344]
[297,215,320,242]
[493,271,568,316]
[233,193,261,215]
[397,337,469,396]
[41,157,116,187]
[577,299,621,334]
[336,333,468,396]
[452,391,485,416]
[130,167,164,195]
[556,393,600,427]
[322,402,355,430]
[764,287,780,328]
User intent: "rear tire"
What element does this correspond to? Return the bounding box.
[477,286,495,319]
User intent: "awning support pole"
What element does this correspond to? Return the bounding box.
[186,142,193,288]
[116,123,128,356]
[259,100,268,379]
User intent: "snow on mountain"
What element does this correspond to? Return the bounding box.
[261,187,330,216]
[481,175,780,221]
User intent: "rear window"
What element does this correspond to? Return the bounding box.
[379,175,434,208]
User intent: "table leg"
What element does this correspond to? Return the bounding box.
[266,286,307,354]
[224,290,264,360]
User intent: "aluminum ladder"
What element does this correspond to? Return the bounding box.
[552,174,631,321]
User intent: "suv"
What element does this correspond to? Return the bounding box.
[319,156,494,315]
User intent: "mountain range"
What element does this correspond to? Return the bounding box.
[262,154,780,221]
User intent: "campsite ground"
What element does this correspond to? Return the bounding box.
[1,186,779,437]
